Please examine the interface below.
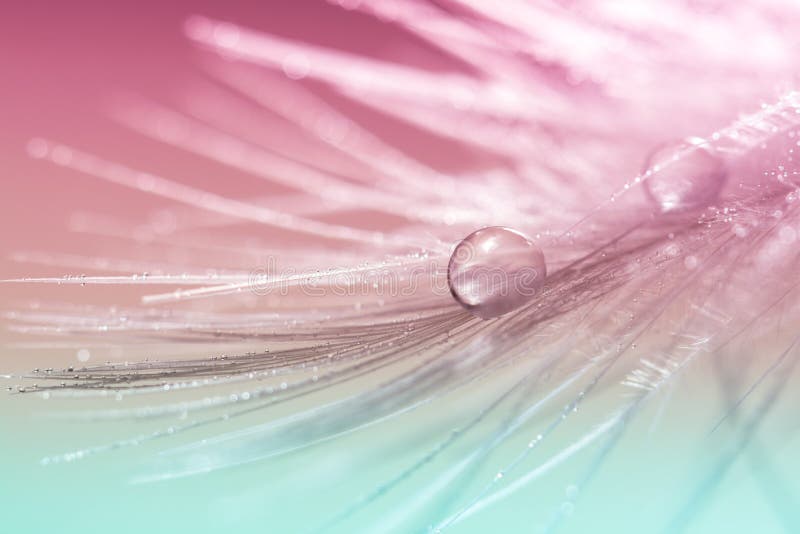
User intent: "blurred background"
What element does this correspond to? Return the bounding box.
[2,2,800,533]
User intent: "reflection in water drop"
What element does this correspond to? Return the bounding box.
[448,226,546,319]
[643,137,727,212]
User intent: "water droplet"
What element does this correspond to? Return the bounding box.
[779,225,797,244]
[565,484,579,500]
[282,52,310,80]
[643,138,726,212]
[448,226,546,319]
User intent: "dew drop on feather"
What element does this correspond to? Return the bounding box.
[448,226,546,319]
[643,137,726,212]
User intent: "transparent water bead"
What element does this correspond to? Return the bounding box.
[643,137,727,212]
[448,226,546,319]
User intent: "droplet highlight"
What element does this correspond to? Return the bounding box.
[643,137,726,212]
[448,226,546,319]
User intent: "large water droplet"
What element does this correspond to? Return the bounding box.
[448,226,546,319]
[643,137,726,212]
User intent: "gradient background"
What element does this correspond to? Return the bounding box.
[2,2,799,533]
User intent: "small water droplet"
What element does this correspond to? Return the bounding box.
[448,227,546,319]
[565,484,579,500]
[643,138,726,212]
[282,52,310,80]
[779,225,797,244]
